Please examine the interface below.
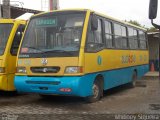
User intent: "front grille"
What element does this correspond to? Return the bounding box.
[30,67,60,73]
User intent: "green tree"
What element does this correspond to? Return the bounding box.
[127,20,142,27]
[126,20,158,32]
[147,27,158,32]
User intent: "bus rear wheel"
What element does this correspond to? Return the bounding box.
[85,80,102,103]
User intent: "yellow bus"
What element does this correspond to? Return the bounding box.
[0,19,25,91]
[14,9,148,102]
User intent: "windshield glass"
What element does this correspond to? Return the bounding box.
[0,24,13,55]
[19,12,86,58]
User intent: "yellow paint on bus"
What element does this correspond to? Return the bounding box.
[0,19,26,91]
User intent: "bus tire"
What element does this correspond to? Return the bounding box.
[85,80,102,103]
[130,71,137,88]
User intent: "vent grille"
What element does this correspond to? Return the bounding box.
[30,67,60,73]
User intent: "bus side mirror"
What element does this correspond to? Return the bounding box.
[59,16,66,27]
[149,0,158,19]
[91,15,98,31]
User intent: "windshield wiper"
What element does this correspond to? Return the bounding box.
[24,46,44,53]
[22,47,76,55]
[42,50,75,55]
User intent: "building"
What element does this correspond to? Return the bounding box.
[148,32,160,71]
[0,0,59,19]
[0,3,41,18]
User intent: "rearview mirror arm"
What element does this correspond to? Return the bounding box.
[151,19,160,30]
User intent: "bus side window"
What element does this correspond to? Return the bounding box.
[114,23,127,49]
[139,30,147,49]
[86,18,104,52]
[128,27,138,49]
[104,20,113,48]
[10,24,25,55]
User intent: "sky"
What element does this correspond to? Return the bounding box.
[5,0,160,28]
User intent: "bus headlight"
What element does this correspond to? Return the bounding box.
[65,67,83,74]
[17,67,26,73]
[0,67,5,73]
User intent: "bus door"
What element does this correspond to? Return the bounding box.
[7,24,25,90]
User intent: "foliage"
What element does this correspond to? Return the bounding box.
[126,20,146,28]
[147,27,158,32]
[127,20,142,27]
[125,20,158,32]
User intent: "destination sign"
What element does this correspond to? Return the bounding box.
[36,18,57,27]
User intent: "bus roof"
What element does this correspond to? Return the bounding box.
[31,9,146,31]
[32,8,88,17]
[0,19,26,24]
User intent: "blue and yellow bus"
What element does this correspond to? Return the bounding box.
[14,9,149,102]
[0,19,25,91]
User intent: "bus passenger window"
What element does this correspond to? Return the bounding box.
[114,24,127,49]
[86,18,104,52]
[128,28,138,49]
[139,31,147,49]
[104,21,113,48]
[10,25,25,55]
[94,19,103,44]
[121,26,127,48]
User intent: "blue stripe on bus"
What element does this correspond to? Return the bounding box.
[14,64,149,97]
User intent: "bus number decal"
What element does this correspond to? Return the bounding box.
[122,55,136,64]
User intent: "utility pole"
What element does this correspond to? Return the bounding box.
[0,0,2,18]
[41,0,59,11]
[49,0,59,11]
[2,0,10,18]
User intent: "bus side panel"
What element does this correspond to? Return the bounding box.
[103,64,149,90]
[84,49,149,90]
[103,67,133,90]
[84,50,148,74]
[136,64,149,79]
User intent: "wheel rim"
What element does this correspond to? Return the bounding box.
[92,83,99,98]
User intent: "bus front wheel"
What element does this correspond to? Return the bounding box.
[85,80,103,103]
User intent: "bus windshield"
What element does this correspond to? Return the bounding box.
[0,24,13,55]
[20,12,85,58]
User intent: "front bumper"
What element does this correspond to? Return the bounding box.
[14,75,94,97]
